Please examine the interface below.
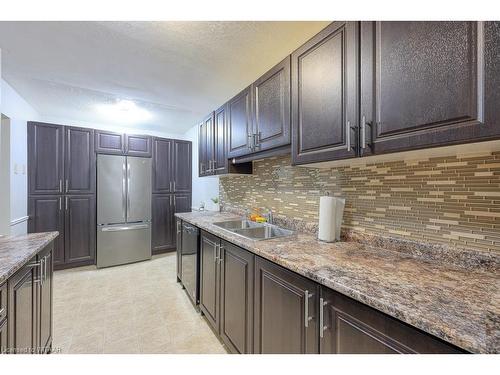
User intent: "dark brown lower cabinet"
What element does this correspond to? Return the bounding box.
[176,218,182,282]
[319,286,463,354]
[253,256,319,354]
[37,245,53,353]
[28,195,65,267]
[6,243,54,354]
[152,195,175,254]
[64,195,96,266]
[219,241,254,353]
[152,194,192,255]
[199,231,220,332]
[8,256,38,354]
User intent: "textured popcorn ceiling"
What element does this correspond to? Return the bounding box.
[0,21,328,134]
[220,153,500,253]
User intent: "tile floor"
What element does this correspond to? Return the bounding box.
[52,253,227,354]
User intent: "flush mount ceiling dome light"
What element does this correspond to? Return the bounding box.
[96,99,152,124]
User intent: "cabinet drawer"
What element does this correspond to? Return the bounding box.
[0,282,6,321]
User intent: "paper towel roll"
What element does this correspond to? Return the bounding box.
[318,196,345,242]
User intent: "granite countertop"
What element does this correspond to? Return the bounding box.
[0,232,59,284]
[175,211,500,353]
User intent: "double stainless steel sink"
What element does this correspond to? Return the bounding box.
[213,219,294,241]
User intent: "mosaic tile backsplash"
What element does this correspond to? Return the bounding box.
[219,152,500,254]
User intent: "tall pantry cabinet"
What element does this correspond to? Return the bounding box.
[28,122,96,269]
[151,137,192,254]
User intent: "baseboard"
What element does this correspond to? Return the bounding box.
[152,247,176,256]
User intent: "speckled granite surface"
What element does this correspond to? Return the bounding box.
[0,232,59,284]
[176,211,500,353]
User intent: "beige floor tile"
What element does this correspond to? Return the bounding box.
[52,253,225,354]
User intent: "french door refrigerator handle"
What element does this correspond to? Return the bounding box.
[127,162,131,219]
[101,224,149,232]
[122,161,126,219]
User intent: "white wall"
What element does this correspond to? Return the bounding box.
[184,124,220,211]
[1,79,41,235]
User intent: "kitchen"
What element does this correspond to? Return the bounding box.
[0,1,499,373]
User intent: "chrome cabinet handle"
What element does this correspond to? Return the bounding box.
[59,197,62,211]
[319,298,328,338]
[27,261,42,268]
[177,221,181,234]
[59,179,62,193]
[65,196,68,211]
[247,134,253,150]
[173,181,176,191]
[346,120,351,151]
[65,179,68,193]
[40,257,44,286]
[361,116,366,150]
[218,244,224,265]
[213,242,219,263]
[253,132,261,150]
[44,255,48,282]
[304,290,314,328]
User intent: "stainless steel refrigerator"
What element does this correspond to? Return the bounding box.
[97,154,151,268]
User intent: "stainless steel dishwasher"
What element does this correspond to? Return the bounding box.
[181,222,199,306]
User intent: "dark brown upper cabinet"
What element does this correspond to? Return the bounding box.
[227,87,252,159]
[64,126,95,195]
[291,21,358,165]
[485,22,500,133]
[125,134,152,157]
[213,104,229,174]
[28,122,64,195]
[254,256,319,354]
[360,21,499,156]
[199,112,215,176]
[152,137,173,193]
[172,140,192,193]
[95,130,125,155]
[252,56,291,153]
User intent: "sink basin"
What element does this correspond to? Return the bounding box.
[212,219,261,230]
[213,219,294,241]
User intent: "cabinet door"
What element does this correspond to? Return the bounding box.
[152,138,173,193]
[252,56,291,152]
[64,126,95,195]
[291,22,358,165]
[319,286,462,354]
[485,22,500,133]
[199,113,214,176]
[8,260,38,353]
[151,194,175,253]
[37,245,53,353]
[64,195,96,265]
[0,318,7,354]
[95,130,125,155]
[125,134,152,157]
[360,21,489,155]
[173,194,191,214]
[219,241,254,353]
[200,231,220,332]
[176,218,182,281]
[28,122,64,195]
[173,140,192,192]
[28,195,65,267]
[214,104,228,174]
[254,256,319,354]
[227,87,253,158]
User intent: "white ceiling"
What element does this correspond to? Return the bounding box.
[0,21,329,134]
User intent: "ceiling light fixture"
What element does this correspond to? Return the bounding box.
[96,99,152,124]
